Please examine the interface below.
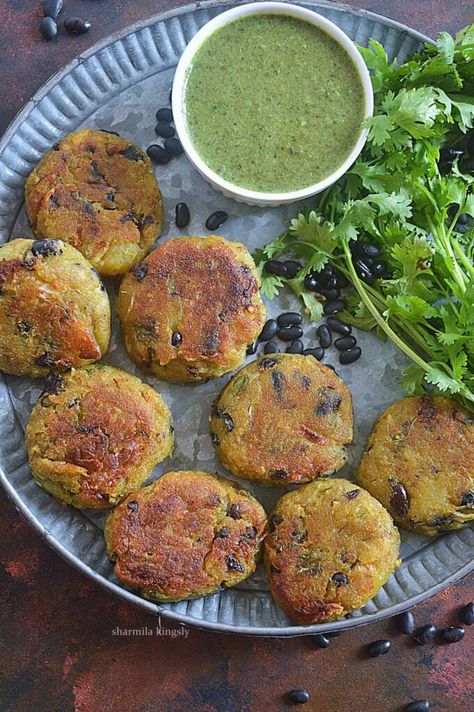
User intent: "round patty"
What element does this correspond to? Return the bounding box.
[210,353,353,485]
[117,236,267,382]
[26,365,173,509]
[25,129,163,276]
[0,238,110,377]
[104,470,267,602]
[356,395,474,536]
[264,478,400,625]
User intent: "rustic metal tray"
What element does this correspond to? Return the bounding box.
[0,0,472,636]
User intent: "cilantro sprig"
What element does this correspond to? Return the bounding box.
[255,25,474,410]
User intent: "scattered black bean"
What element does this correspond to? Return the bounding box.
[146,144,172,164]
[413,623,437,645]
[277,326,303,342]
[396,610,415,635]
[284,260,302,278]
[354,258,374,284]
[367,639,391,657]
[326,316,352,335]
[317,324,332,349]
[264,260,287,277]
[358,242,381,259]
[303,274,319,292]
[246,341,257,356]
[334,335,356,351]
[455,223,469,234]
[457,212,469,225]
[312,634,330,649]
[40,16,58,40]
[258,319,278,342]
[156,107,173,123]
[439,626,465,643]
[286,339,303,354]
[440,147,463,162]
[318,264,333,278]
[205,210,228,231]
[288,689,309,704]
[171,331,182,347]
[404,701,430,712]
[43,0,63,20]
[462,492,474,506]
[175,202,190,228]
[303,347,324,361]
[459,602,474,625]
[372,260,386,276]
[460,156,474,175]
[155,122,175,138]
[277,312,302,328]
[64,16,91,35]
[324,275,337,289]
[339,347,361,364]
[264,341,280,354]
[323,299,345,315]
[318,287,341,300]
[333,269,349,288]
[163,137,183,155]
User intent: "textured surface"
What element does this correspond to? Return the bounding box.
[0,0,473,637]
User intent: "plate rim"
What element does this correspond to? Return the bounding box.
[1,0,472,637]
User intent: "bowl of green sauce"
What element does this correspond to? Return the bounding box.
[173,2,373,206]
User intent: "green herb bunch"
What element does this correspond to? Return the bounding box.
[255,25,474,410]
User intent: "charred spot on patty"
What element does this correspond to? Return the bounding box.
[268,514,284,533]
[271,369,284,395]
[315,386,342,416]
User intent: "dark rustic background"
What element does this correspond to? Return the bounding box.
[0,2,473,711]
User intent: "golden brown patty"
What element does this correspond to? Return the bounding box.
[25,365,173,509]
[117,236,267,382]
[356,395,474,536]
[264,478,400,625]
[0,238,110,377]
[25,129,163,276]
[104,470,267,602]
[210,353,353,484]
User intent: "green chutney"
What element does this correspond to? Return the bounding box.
[184,14,365,193]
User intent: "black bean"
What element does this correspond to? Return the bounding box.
[258,319,278,342]
[323,275,337,289]
[339,347,361,364]
[404,701,430,712]
[270,469,289,481]
[42,372,65,396]
[164,137,183,155]
[277,326,303,342]
[261,357,278,370]
[35,352,56,369]
[264,260,287,277]
[303,274,319,291]
[40,16,58,40]
[323,299,345,315]
[286,339,303,354]
[333,269,349,288]
[147,144,172,164]
[277,312,302,328]
[246,341,257,356]
[284,260,302,278]
[440,147,463,162]
[439,626,465,643]
[210,432,220,446]
[455,223,469,234]
[459,602,474,625]
[326,317,351,335]
[303,347,324,361]
[396,610,415,635]
[131,263,148,281]
[413,623,437,645]
[156,107,173,123]
[367,639,391,657]
[17,321,31,336]
[175,202,190,228]
[222,413,234,432]
[205,210,228,231]
[372,260,386,276]
[120,145,144,161]
[390,480,410,517]
[347,489,360,499]
[228,503,241,519]
[43,0,63,20]
[331,572,348,587]
[358,243,381,259]
[171,331,182,347]
[460,156,474,175]
[214,527,230,538]
[312,634,330,649]
[319,264,333,278]
[155,122,175,138]
[288,690,309,704]
[264,341,280,355]
[64,16,91,35]
[334,335,356,351]
[457,212,469,225]
[226,555,244,573]
[318,287,341,300]
[317,324,332,348]
[354,258,374,284]
[127,500,139,513]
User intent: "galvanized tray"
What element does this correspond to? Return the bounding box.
[0,0,472,636]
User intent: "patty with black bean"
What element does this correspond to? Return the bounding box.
[117,236,267,382]
[210,353,353,484]
[356,395,474,536]
[26,365,173,509]
[264,478,401,625]
[0,238,110,377]
[104,470,267,602]
[25,129,163,276]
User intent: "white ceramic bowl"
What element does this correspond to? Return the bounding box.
[172,2,374,207]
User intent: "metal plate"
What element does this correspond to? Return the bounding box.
[0,0,472,636]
